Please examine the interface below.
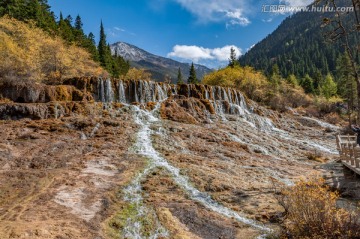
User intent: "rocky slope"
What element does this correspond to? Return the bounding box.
[0,78,349,239]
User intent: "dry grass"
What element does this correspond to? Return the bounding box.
[0,16,106,82]
[305,151,327,163]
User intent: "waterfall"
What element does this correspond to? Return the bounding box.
[98,79,105,102]
[213,100,227,121]
[134,81,139,103]
[118,80,126,103]
[227,88,233,104]
[104,79,114,102]
[222,88,229,102]
[211,87,215,101]
[93,79,336,140]
[155,85,165,101]
[205,89,209,100]
[97,78,114,102]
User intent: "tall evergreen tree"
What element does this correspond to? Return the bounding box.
[58,12,74,42]
[313,70,323,95]
[98,21,112,72]
[320,74,337,99]
[269,64,281,92]
[286,74,298,86]
[74,15,83,31]
[188,63,198,84]
[84,32,99,62]
[228,47,239,68]
[177,67,184,84]
[300,74,315,94]
[336,53,356,114]
[0,0,56,31]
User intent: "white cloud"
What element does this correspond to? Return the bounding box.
[107,27,136,38]
[212,45,241,61]
[168,45,213,62]
[173,0,251,27]
[167,45,242,63]
[114,27,125,32]
[280,0,314,7]
[262,18,273,23]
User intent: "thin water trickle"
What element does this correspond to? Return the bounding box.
[124,103,271,235]
[105,78,115,102]
[118,80,127,103]
[98,78,105,102]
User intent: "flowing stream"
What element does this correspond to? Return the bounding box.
[122,103,271,238]
[96,78,337,237]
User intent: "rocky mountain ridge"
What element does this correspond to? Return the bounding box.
[111,42,213,82]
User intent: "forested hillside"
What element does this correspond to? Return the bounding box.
[239,1,359,79]
[0,0,130,80]
[0,17,105,81]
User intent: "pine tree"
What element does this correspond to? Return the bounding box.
[320,74,337,99]
[177,67,184,84]
[313,70,323,95]
[0,0,56,31]
[188,63,198,84]
[286,74,298,86]
[58,12,74,42]
[84,32,99,62]
[269,64,281,92]
[228,47,239,68]
[98,21,112,73]
[74,15,83,31]
[336,53,356,113]
[300,74,315,94]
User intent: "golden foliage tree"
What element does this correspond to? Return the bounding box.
[122,68,152,81]
[275,177,360,239]
[0,17,106,82]
[202,65,311,110]
[202,65,268,101]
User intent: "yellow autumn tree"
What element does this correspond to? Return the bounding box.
[276,177,360,238]
[122,68,152,81]
[202,65,312,109]
[0,16,106,82]
[202,65,268,101]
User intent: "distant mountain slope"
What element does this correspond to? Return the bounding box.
[239,0,359,78]
[111,42,212,82]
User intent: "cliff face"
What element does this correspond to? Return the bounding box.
[0,80,92,103]
[0,77,257,124]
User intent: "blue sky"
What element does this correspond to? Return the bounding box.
[48,0,313,68]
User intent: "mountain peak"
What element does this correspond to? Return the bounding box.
[110,42,212,82]
[111,41,148,62]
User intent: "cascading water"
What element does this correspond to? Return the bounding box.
[95,78,336,153]
[93,78,339,237]
[118,80,127,103]
[105,78,114,102]
[98,78,105,102]
[124,103,271,236]
[205,89,209,100]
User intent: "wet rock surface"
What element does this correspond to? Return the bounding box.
[0,113,142,238]
[0,79,352,239]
